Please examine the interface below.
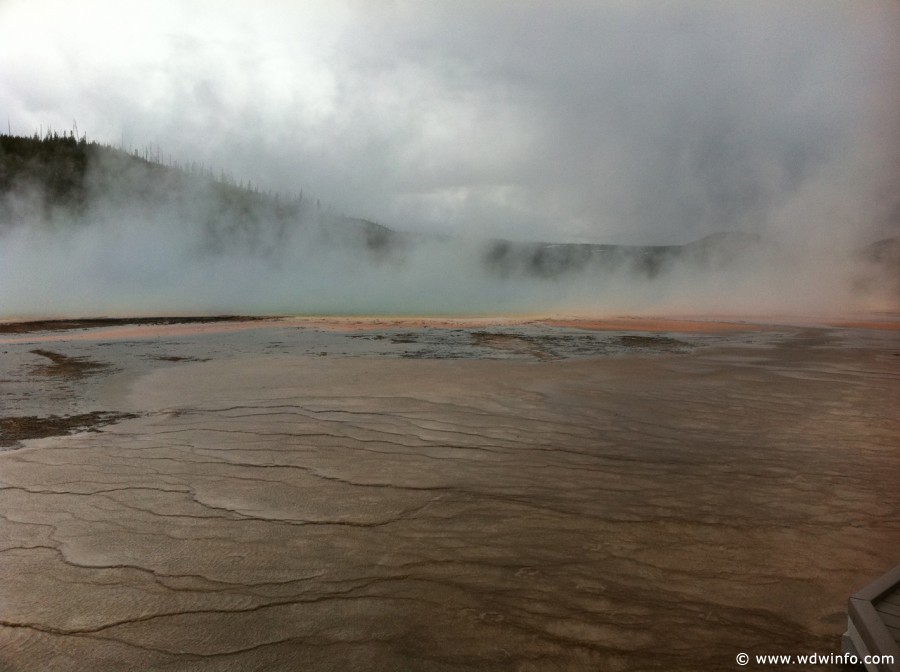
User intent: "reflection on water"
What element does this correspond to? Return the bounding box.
[0,320,897,670]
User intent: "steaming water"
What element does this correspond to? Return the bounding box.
[0,149,895,319]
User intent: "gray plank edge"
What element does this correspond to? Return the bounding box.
[849,598,900,672]
[855,566,900,603]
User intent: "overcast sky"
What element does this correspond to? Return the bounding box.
[1,0,898,245]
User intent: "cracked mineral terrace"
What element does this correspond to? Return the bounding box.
[0,315,898,671]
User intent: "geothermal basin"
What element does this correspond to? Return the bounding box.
[0,315,898,671]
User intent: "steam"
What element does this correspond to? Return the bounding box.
[0,145,895,319]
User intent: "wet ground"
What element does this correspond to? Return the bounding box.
[0,317,898,670]
[0,320,706,433]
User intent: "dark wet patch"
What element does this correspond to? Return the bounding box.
[0,315,268,335]
[381,329,693,360]
[618,335,689,350]
[398,348,467,360]
[148,355,211,363]
[29,349,109,377]
[0,411,140,448]
[470,331,555,360]
[390,333,419,344]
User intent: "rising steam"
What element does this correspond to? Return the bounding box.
[0,135,896,320]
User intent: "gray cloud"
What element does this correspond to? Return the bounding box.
[1,0,898,248]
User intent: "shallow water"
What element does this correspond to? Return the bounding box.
[0,319,897,670]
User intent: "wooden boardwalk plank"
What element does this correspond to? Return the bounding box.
[855,567,900,603]
[847,565,900,671]
[878,612,900,632]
